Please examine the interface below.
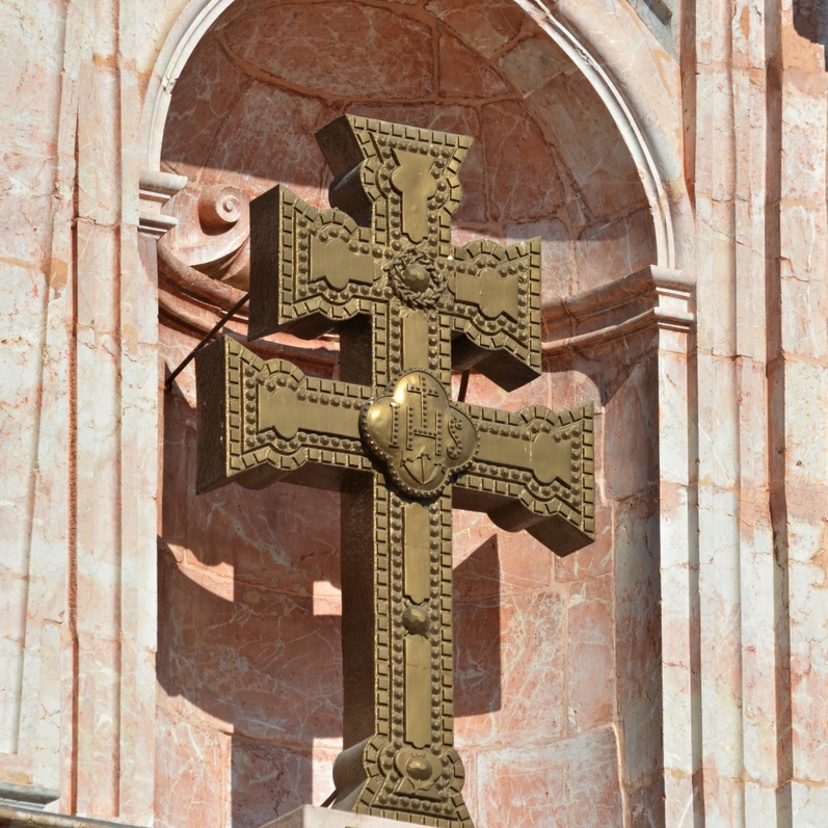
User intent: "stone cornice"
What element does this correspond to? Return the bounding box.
[0,805,137,828]
[138,169,187,238]
[541,265,694,356]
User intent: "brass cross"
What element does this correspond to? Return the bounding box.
[196,115,595,827]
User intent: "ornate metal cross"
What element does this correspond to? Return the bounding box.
[196,115,595,827]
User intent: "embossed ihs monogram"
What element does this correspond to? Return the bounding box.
[361,372,476,498]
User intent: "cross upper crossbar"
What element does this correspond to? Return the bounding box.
[196,115,594,827]
[248,116,541,393]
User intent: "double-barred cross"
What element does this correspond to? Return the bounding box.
[196,115,595,827]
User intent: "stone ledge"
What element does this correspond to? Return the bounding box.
[0,805,135,828]
[0,784,59,813]
[0,805,411,828]
[261,806,415,828]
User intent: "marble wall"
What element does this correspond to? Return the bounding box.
[1,1,826,827]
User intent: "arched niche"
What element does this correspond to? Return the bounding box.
[151,2,689,827]
[147,0,684,341]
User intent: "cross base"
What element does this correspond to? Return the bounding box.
[260,805,429,828]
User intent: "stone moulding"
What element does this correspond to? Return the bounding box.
[541,265,693,357]
[138,169,187,238]
[0,784,59,814]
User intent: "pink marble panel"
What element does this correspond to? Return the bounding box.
[75,639,121,816]
[454,589,566,747]
[555,485,612,583]
[161,34,252,179]
[425,0,526,58]
[1,152,58,263]
[157,543,343,744]
[76,63,120,225]
[506,218,577,305]
[0,265,45,581]
[459,749,479,826]
[161,328,201,409]
[565,576,614,733]
[575,208,658,288]
[162,381,340,592]
[779,235,828,358]
[154,703,229,828]
[477,743,567,828]
[119,642,157,822]
[498,35,572,97]
[631,775,667,828]
[563,727,625,825]
[481,100,565,221]
[221,2,434,100]
[780,362,828,487]
[453,513,555,597]
[779,81,828,205]
[200,82,336,205]
[161,402,191,545]
[183,477,341,591]
[544,363,603,414]
[475,727,622,827]
[787,511,828,784]
[791,784,828,827]
[438,30,510,99]
[230,740,338,828]
[602,342,659,500]
[0,0,63,156]
[452,535,502,726]
[525,71,649,218]
[613,492,662,787]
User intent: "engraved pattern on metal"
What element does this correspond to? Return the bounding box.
[196,114,596,827]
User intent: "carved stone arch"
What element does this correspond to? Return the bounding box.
[142,0,689,272]
[528,0,692,270]
[139,0,690,339]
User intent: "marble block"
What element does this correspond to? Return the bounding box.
[260,806,413,828]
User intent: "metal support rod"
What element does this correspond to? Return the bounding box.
[164,292,250,391]
[457,368,470,402]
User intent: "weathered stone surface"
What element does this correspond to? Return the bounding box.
[222,3,434,100]
[438,31,510,99]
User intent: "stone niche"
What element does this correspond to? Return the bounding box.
[157,2,663,827]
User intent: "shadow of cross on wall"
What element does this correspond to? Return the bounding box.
[194,115,595,827]
[158,457,504,828]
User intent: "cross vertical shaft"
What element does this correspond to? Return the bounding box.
[333,254,470,821]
